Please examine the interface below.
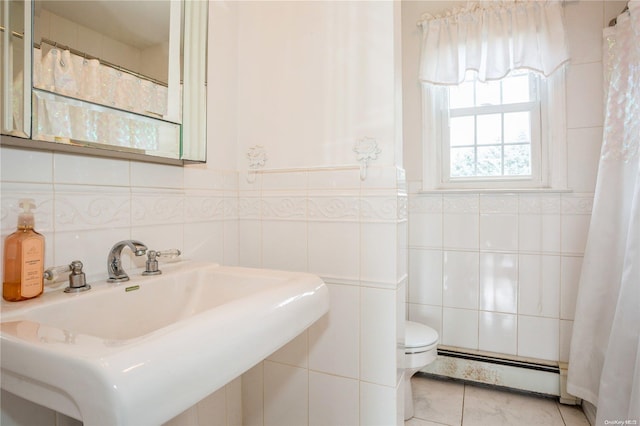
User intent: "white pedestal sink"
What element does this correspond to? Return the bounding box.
[0,261,329,425]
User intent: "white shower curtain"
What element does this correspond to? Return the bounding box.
[567,1,640,424]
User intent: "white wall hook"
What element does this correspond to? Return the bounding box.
[246,145,267,183]
[353,137,381,181]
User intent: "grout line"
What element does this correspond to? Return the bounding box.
[460,383,466,426]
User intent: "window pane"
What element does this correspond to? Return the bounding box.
[439,69,543,183]
[450,147,475,177]
[476,114,502,145]
[504,112,530,143]
[476,146,502,176]
[475,80,501,106]
[502,75,531,104]
[450,116,475,146]
[504,144,532,176]
[449,82,474,109]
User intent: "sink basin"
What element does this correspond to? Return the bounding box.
[0,261,329,425]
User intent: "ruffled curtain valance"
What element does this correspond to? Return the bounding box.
[418,0,570,85]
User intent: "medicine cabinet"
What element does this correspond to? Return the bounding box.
[0,0,207,164]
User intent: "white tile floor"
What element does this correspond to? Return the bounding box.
[406,374,590,426]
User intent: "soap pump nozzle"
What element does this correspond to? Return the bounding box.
[17,198,36,229]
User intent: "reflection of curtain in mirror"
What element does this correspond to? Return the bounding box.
[31,89,175,156]
[40,47,57,91]
[53,49,77,96]
[33,47,169,116]
[567,1,640,423]
[30,47,172,152]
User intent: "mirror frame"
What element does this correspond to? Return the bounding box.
[0,0,207,166]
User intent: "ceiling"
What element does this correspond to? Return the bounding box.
[38,0,172,49]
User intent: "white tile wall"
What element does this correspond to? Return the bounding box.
[309,372,359,426]
[238,166,407,424]
[361,222,399,287]
[408,191,594,362]
[443,251,479,310]
[409,249,442,305]
[0,391,58,426]
[479,311,517,355]
[443,196,479,250]
[518,255,561,318]
[0,147,53,183]
[361,286,399,387]
[566,62,604,129]
[267,330,308,369]
[308,221,360,281]
[479,253,518,314]
[567,127,604,193]
[518,316,560,361]
[518,195,562,253]
[442,307,479,349]
[233,33,406,419]
[163,378,241,426]
[308,283,360,378]
[360,381,400,426]
[263,361,309,426]
[241,363,264,426]
[564,0,604,64]
[560,256,584,321]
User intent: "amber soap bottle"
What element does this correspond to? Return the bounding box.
[3,199,45,302]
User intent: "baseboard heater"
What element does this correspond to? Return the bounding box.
[437,348,560,374]
[420,347,564,397]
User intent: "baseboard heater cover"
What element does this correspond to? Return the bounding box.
[420,347,561,396]
[437,348,560,373]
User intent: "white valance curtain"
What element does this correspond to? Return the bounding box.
[418,0,570,85]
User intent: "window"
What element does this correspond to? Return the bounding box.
[445,71,541,182]
[422,69,567,191]
[417,1,570,192]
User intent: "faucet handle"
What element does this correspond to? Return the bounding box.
[142,249,181,276]
[44,264,73,282]
[156,249,181,259]
[44,261,91,293]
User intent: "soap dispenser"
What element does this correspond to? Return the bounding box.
[3,199,45,301]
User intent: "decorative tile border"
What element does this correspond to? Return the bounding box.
[443,195,480,214]
[561,194,594,215]
[408,194,443,214]
[261,197,307,219]
[184,195,228,221]
[479,194,518,214]
[308,197,360,221]
[130,190,185,226]
[55,193,131,231]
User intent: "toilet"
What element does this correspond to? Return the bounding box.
[404,320,439,421]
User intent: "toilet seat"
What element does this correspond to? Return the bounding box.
[405,321,438,354]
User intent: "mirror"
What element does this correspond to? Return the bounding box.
[0,0,207,164]
[1,0,30,138]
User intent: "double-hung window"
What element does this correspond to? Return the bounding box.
[444,70,542,185]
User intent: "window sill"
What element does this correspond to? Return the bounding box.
[417,187,573,195]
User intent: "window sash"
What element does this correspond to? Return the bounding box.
[421,68,567,192]
[441,94,543,186]
[449,101,538,117]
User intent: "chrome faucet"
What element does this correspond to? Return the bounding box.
[107,240,148,282]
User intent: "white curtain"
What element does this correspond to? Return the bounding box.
[418,0,570,85]
[567,1,640,423]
